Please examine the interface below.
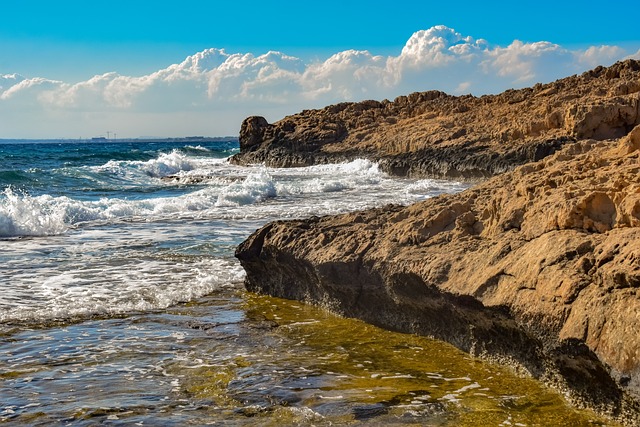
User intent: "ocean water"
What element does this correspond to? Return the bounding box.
[0,140,611,426]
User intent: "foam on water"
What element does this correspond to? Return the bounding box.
[94,149,201,179]
[0,155,468,238]
[214,169,277,206]
[182,144,212,153]
[0,188,70,237]
[2,257,244,322]
[0,226,247,323]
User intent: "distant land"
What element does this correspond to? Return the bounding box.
[0,136,239,144]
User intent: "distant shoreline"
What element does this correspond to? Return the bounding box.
[0,136,239,144]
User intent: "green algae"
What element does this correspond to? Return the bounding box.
[2,290,618,426]
[175,292,618,426]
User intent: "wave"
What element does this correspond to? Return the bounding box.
[405,179,470,199]
[181,145,212,154]
[94,149,201,179]
[0,159,365,238]
[2,142,237,192]
[0,257,246,324]
[0,170,35,186]
[0,150,206,196]
[0,188,70,237]
[57,149,154,165]
[214,170,277,207]
[0,167,279,237]
[274,159,382,196]
[304,158,381,175]
[0,158,468,238]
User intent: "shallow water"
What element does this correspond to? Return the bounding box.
[0,290,614,426]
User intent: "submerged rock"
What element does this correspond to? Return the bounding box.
[231,60,640,179]
[236,128,640,425]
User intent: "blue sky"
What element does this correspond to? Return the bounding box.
[1,1,639,138]
[3,1,638,74]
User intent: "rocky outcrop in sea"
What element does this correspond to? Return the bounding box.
[234,60,640,425]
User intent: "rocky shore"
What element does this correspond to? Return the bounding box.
[231,60,640,179]
[234,60,640,425]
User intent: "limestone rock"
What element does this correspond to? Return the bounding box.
[232,60,640,179]
[239,116,271,151]
[620,124,640,155]
[236,129,640,425]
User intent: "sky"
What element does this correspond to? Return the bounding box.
[1,0,639,139]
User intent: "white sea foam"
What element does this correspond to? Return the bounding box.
[95,149,201,179]
[214,169,276,207]
[305,158,380,175]
[182,145,211,152]
[272,159,381,196]
[0,188,70,237]
[0,245,246,324]
[139,150,199,177]
[405,179,469,199]
[0,157,470,238]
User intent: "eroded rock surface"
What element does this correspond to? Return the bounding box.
[231,60,640,178]
[236,128,640,425]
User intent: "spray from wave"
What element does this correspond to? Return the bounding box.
[0,168,279,237]
[0,188,70,237]
[94,149,201,179]
[0,151,464,238]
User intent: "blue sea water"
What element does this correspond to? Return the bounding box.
[0,141,606,426]
[0,140,467,322]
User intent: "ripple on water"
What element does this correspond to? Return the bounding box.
[0,290,617,426]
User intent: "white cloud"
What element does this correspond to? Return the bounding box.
[205,51,305,102]
[0,76,63,112]
[396,25,486,68]
[627,49,640,60]
[300,50,388,100]
[0,26,636,138]
[0,73,25,93]
[454,81,472,94]
[481,40,573,83]
[578,45,626,67]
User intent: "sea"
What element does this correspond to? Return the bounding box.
[0,140,613,426]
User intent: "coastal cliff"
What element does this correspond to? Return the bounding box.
[231,60,640,179]
[235,60,640,425]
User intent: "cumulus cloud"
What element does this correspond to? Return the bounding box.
[578,45,626,68]
[454,81,472,94]
[625,48,640,60]
[0,74,25,92]
[395,25,487,68]
[0,26,636,138]
[301,50,388,100]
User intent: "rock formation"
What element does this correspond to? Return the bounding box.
[231,60,640,179]
[237,128,640,424]
[235,61,640,425]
